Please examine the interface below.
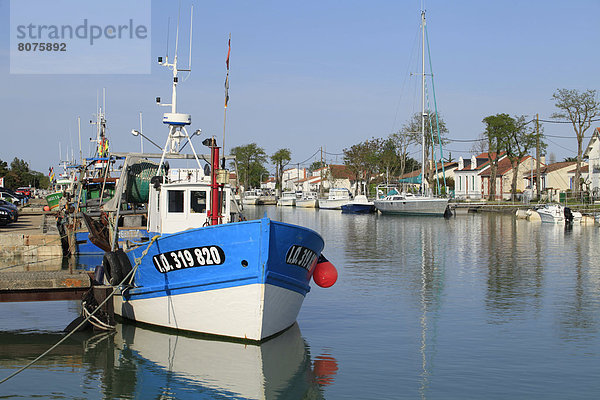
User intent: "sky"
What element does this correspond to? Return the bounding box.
[1,0,599,176]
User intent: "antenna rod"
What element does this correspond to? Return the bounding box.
[78,117,82,164]
[174,3,181,63]
[166,17,170,61]
[188,5,193,70]
[139,112,144,153]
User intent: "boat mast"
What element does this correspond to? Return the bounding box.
[420,10,427,196]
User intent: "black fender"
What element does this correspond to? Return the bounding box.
[102,249,133,286]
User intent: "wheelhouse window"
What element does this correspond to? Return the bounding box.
[168,190,184,213]
[191,191,207,213]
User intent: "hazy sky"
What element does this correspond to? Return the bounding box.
[1,0,599,175]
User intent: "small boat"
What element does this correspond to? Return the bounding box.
[86,20,336,342]
[341,195,375,214]
[319,188,351,210]
[536,204,582,224]
[296,192,319,208]
[242,188,262,205]
[277,191,297,207]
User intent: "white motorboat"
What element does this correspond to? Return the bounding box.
[536,204,582,224]
[296,192,319,208]
[277,191,296,206]
[341,195,375,214]
[319,188,351,210]
[242,188,262,205]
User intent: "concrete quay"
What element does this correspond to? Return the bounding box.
[0,202,93,302]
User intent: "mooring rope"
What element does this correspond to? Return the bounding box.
[0,235,160,385]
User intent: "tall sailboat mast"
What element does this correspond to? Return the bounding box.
[420,10,427,195]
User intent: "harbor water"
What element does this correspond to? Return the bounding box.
[1,207,599,399]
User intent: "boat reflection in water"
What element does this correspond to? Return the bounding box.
[110,322,337,399]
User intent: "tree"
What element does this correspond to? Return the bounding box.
[388,131,412,180]
[402,110,449,185]
[308,161,325,173]
[470,134,489,155]
[503,115,538,201]
[482,114,512,201]
[552,88,600,193]
[229,143,268,190]
[377,137,400,184]
[343,138,380,195]
[270,148,291,193]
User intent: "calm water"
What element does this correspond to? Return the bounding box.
[1,208,599,399]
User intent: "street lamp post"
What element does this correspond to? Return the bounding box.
[131,130,163,152]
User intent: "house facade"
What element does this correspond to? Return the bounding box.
[454,154,492,200]
[583,127,600,195]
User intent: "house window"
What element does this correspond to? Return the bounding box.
[472,176,475,189]
[191,191,207,213]
[168,190,184,213]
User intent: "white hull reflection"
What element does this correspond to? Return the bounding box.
[113,323,325,399]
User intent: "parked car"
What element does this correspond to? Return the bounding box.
[16,187,32,197]
[0,206,15,226]
[0,192,21,205]
[0,199,18,221]
[0,188,26,200]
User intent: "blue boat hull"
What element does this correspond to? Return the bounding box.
[341,204,375,214]
[114,217,324,341]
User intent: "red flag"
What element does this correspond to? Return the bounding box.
[225,34,230,108]
[226,36,231,70]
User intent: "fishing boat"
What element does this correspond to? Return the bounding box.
[318,188,351,210]
[373,11,449,217]
[341,195,375,214]
[87,19,336,342]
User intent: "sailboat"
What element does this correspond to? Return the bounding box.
[85,13,336,342]
[374,11,449,216]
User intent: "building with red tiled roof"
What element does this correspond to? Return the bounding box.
[454,153,502,199]
[454,152,541,200]
[522,161,578,196]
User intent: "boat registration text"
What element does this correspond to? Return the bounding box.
[152,246,226,273]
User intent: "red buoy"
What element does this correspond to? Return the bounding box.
[313,254,337,288]
[43,205,50,211]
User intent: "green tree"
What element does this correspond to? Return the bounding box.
[482,114,513,201]
[503,115,539,201]
[552,88,600,193]
[308,161,326,173]
[343,138,380,195]
[229,143,268,190]
[270,148,291,193]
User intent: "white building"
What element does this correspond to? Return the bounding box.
[583,127,600,195]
